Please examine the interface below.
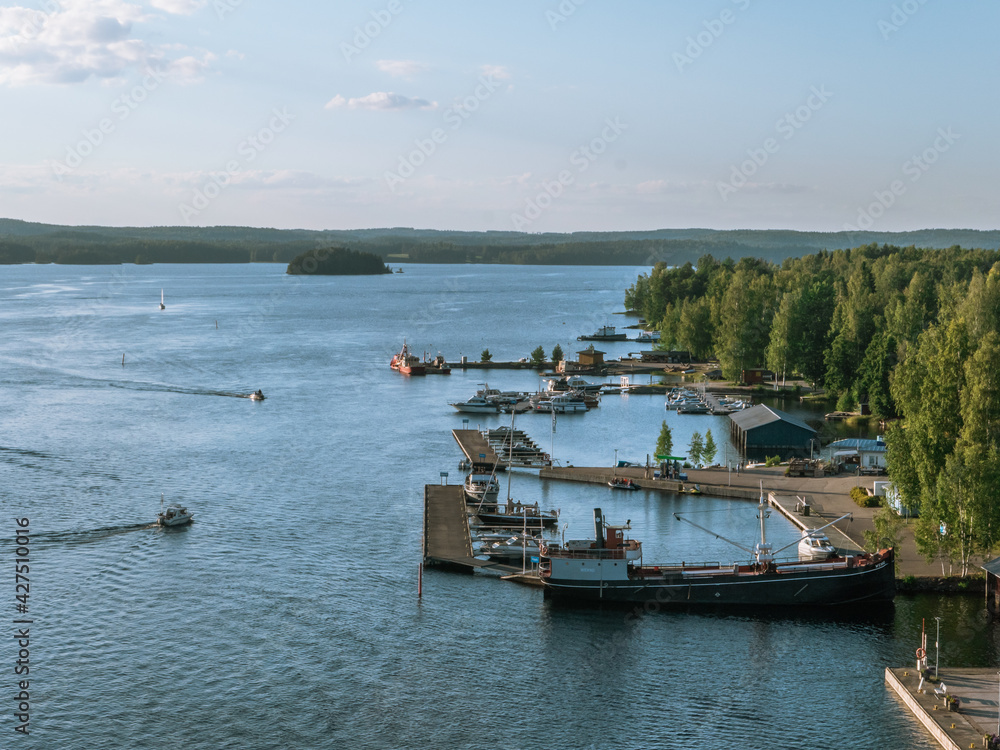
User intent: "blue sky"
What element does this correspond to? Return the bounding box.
[0,0,996,232]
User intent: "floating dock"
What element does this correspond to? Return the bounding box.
[885,667,1000,750]
[453,428,551,469]
[422,484,520,574]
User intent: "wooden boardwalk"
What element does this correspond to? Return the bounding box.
[422,484,519,573]
[452,429,501,467]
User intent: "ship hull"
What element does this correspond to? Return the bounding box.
[542,555,895,608]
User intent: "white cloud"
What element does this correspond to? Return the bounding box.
[149,0,207,13]
[0,1,214,86]
[480,64,511,80]
[375,59,429,78]
[324,91,437,111]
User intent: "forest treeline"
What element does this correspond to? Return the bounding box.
[625,243,1000,572]
[286,247,391,275]
[3,218,1000,266]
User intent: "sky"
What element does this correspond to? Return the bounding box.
[0,0,997,233]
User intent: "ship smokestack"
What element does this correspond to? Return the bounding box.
[593,508,604,548]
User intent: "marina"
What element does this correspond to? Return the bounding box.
[3,262,984,750]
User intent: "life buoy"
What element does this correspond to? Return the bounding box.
[916,647,926,659]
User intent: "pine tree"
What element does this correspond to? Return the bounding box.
[551,344,564,363]
[655,421,673,459]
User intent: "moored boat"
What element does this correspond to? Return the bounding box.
[577,325,627,341]
[539,506,895,607]
[424,353,451,374]
[450,395,500,413]
[608,477,640,490]
[390,340,426,375]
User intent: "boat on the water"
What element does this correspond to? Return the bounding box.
[608,477,640,491]
[390,340,426,375]
[159,289,165,310]
[450,395,500,413]
[424,353,451,374]
[577,325,627,341]
[249,389,265,401]
[539,504,895,607]
[156,494,193,527]
[464,469,501,504]
[635,329,661,343]
[469,499,559,529]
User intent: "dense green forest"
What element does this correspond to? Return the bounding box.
[286,247,391,275]
[2,218,999,266]
[626,244,1000,572]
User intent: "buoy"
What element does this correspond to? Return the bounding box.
[916,647,926,659]
[417,562,422,598]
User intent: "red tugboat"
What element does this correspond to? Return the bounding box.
[390,340,426,375]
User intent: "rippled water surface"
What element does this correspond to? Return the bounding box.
[1,263,995,749]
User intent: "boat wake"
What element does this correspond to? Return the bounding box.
[107,381,255,399]
[21,523,158,548]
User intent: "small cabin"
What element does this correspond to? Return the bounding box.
[577,346,605,367]
[741,368,774,385]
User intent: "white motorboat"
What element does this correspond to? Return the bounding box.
[798,531,836,560]
[450,395,500,413]
[156,495,193,527]
[550,393,588,413]
[464,472,500,503]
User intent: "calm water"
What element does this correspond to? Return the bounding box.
[1,263,996,749]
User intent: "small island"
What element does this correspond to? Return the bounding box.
[286,246,392,275]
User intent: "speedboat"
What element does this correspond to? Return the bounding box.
[450,395,500,413]
[479,533,542,562]
[156,495,193,527]
[250,389,265,401]
[798,531,836,560]
[464,472,501,504]
[608,477,640,490]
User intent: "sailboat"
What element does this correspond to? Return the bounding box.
[159,289,165,310]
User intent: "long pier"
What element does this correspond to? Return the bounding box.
[422,484,520,574]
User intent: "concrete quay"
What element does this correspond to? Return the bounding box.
[886,667,1000,750]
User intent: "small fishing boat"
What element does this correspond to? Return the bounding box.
[677,484,702,495]
[249,389,265,401]
[469,500,559,529]
[156,494,193,527]
[608,477,640,491]
[390,340,426,375]
[424,354,451,374]
[464,470,501,504]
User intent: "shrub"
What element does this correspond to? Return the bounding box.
[764,455,781,467]
[850,486,880,507]
[480,348,493,362]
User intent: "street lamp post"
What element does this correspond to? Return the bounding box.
[934,617,941,678]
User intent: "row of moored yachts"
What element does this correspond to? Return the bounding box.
[450,377,609,415]
[463,466,560,564]
[665,387,751,415]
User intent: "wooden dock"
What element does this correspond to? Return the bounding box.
[452,429,501,468]
[422,484,520,574]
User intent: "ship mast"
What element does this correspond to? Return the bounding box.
[754,481,773,565]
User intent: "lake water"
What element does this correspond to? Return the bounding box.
[1,263,995,749]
